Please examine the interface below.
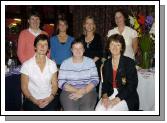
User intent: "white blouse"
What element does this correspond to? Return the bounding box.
[20,55,58,99]
[107,26,138,59]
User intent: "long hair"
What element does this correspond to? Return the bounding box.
[52,18,68,36]
[82,16,96,35]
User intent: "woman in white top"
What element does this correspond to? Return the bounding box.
[107,9,138,60]
[20,34,58,111]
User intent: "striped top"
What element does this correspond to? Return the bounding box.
[58,56,99,90]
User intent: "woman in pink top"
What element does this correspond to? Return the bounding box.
[17,11,47,64]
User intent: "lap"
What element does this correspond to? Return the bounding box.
[60,90,97,111]
[95,89,128,111]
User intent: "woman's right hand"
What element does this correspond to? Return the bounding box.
[101,97,110,109]
[29,96,45,108]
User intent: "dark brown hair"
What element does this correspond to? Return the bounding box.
[106,34,126,55]
[34,34,50,49]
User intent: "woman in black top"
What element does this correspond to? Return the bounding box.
[79,16,103,94]
[95,34,139,111]
[79,16,103,96]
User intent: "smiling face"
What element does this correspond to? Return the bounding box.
[35,40,48,55]
[109,41,122,56]
[57,20,68,33]
[115,11,125,27]
[83,18,96,33]
[71,43,85,58]
[28,15,40,30]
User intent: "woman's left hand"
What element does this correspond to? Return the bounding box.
[69,93,83,100]
[93,57,99,63]
[38,96,54,108]
[69,88,86,100]
[109,97,121,107]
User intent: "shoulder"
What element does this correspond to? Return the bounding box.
[107,27,118,37]
[121,56,136,65]
[94,33,101,38]
[84,56,94,63]
[19,29,29,35]
[47,57,56,65]
[68,35,75,41]
[50,36,58,42]
[78,34,85,40]
[104,58,111,66]
[94,33,102,40]
[83,57,96,69]
[41,30,48,35]
[125,26,137,32]
[61,57,72,66]
[22,57,34,67]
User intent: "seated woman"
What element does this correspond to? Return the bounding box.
[20,34,58,111]
[58,40,99,111]
[95,34,139,111]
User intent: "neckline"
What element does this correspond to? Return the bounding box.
[56,35,68,44]
[117,26,126,35]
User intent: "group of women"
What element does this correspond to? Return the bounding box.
[18,9,139,111]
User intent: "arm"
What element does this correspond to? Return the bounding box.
[116,60,138,101]
[21,73,39,105]
[132,37,139,55]
[93,34,103,62]
[64,83,78,93]
[50,72,58,98]
[39,72,58,108]
[17,31,26,64]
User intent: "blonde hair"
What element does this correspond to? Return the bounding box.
[82,16,96,35]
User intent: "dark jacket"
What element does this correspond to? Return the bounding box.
[102,55,139,111]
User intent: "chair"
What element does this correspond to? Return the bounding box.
[98,63,104,99]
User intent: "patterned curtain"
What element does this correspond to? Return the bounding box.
[69,5,155,46]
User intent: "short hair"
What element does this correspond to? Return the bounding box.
[28,11,40,19]
[114,8,130,26]
[71,39,85,49]
[106,34,126,55]
[34,34,50,49]
[82,16,96,35]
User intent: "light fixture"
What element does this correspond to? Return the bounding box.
[14,18,21,22]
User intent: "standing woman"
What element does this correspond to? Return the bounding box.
[79,16,103,94]
[20,34,58,111]
[50,18,74,110]
[107,9,138,60]
[95,34,139,111]
[17,11,48,64]
[50,18,74,68]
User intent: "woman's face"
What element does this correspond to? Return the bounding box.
[115,12,125,26]
[84,18,95,32]
[58,20,68,33]
[109,41,122,56]
[72,43,85,58]
[28,16,40,30]
[35,40,48,55]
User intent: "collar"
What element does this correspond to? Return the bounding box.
[32,53,49,66]
[28,28,41,37]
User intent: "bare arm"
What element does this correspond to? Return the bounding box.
[21,73,38,105]
[64,84,78,93]
[38,72,58,108]
[50,72,58,96]
[93,57,100,63]
[132,37,138,55]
